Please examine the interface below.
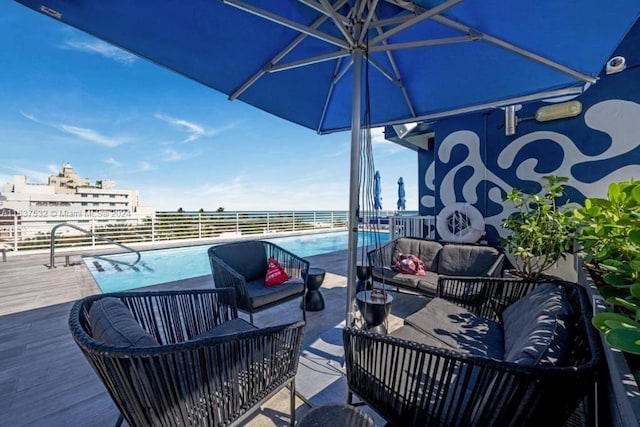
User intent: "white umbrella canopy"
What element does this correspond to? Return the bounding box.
[15,0,640,321]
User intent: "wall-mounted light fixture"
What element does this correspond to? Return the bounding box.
[504,106,517,136]
[535,100,582,122]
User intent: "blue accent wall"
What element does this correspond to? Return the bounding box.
[418,22,640,244]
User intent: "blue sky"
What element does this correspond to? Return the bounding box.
[0,2,417,212]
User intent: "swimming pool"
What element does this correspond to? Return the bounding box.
[85,231,388,293]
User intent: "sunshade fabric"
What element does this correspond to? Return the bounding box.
[374,171,382,210]
[15,0,640,134]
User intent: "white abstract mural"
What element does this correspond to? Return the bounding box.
[422,99,640,240]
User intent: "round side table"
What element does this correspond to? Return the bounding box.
[298,403,375,427]
[301,267,326,311]
[355,290,393,334]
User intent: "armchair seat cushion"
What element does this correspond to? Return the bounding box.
[404,298,504,359]
[246,278,305,308]
[193,318,257,340]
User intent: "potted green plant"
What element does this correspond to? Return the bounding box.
[575,180,640,353]
[500,175,577,279]
[574,179,640,425]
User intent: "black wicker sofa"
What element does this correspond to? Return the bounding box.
[367,237,504,297]
[343,277,601,426]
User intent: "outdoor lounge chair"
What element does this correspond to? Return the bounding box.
[343,277,601,426]
[69,288,305,427]
[208,240,309,324]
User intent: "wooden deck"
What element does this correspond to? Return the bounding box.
[0,248,429,426]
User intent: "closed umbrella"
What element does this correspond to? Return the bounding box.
[373,171,382,211]
[397,177,406,212]
[16,0,640,322]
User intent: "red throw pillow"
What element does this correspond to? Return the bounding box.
[394,254,426,276]
[265,257,290,287]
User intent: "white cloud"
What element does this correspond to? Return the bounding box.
[154,114,240,144]
[160,149,183,162]
[61,38,137,64]
[21,112,127,147]
[60,125,125,147]
[105,158,123,168]
[137,161,153,172]
[47,164,58,174]
[370,127,388,145]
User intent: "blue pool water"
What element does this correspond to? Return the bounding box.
[85,231,388,293]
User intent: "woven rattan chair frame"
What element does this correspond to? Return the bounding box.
[69,288,306,427]
[208,240,309,324]
[343,278,602,427]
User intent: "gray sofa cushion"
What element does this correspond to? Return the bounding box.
[89,297,158,347]
[193,318,257,339]
[392,239,442,272]
[416,272,439,295]
[246,277,305,308]
[438,244,501,276]
[371,266,422,290]
[404,298,504,359]
[502,283,573,366]
[212,241,267,281]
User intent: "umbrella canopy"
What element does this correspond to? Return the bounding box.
[373,171,383,210]
[397,177,406,211]
[15,0,640,322]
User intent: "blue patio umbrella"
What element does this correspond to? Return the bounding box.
[15,0,640,322]
[397,177,406,212]
[373,171,382,211]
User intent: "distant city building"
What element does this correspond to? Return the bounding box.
[0,163,154,218]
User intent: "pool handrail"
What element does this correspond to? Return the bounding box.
[49,222,141,269]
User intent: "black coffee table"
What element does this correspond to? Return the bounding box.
[301,267,326,311]
[356,290,393,334]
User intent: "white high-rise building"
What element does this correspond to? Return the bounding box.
[0,163,153,218]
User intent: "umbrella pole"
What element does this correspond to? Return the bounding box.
[346,48,363,326]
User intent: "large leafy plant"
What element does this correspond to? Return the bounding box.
[575,180,640,354]
[501,175,577,278]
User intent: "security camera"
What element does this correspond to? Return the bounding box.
[606,56,626,75]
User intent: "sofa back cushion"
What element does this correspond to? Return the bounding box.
[211,241,267,282]
[438,244,501,276]
[392,238,443,272]
[502,283,573,366]
[89,297,159,347]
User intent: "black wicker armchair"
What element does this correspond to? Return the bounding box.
[69,288,305,427]
[343,277,602,426]
[208,240,309,324]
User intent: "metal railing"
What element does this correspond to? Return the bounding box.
[1,210,352,254]
[1,210,430,258]
[49,223,141,268]
[389,215,435,239]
